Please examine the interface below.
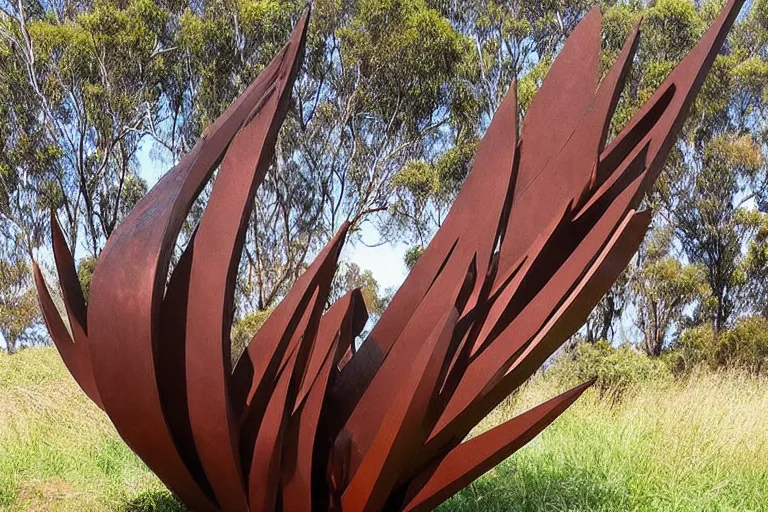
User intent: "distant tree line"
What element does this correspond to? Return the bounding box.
[1,0,767,372]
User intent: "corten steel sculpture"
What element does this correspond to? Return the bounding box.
[34,1,745,510]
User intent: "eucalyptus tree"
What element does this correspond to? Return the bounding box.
[629,227,710,356]
[0,0,475,350]
[0,246,40,353]
[603,0,768,340]
[0,0,157,254]
[5,0,768,356]
[167,0,472,323]
[392,0,768,347]
[386,0,613,247]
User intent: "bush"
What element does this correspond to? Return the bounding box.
[715,315,768,374]
[667,317,768,375]
[552,340,670,398]
[665,323,717,374]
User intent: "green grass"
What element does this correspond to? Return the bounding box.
[0,349,181,511]
[440,371,768,511]
[1,348,767,511]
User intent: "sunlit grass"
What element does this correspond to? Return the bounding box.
[0,349,180,511]
[1,348,767,511]
[441,370,768,511]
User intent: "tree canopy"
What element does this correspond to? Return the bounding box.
[1,0,768,364]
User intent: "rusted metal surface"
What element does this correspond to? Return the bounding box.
[35,2,744,510]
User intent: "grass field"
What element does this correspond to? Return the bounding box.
[1,348,766,511]
[0,349,180,512]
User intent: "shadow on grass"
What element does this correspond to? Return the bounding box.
[438,460,631,512]
[118,464,625,512]
[120,490,186,512]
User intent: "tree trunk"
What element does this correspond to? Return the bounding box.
[599,295,614,342]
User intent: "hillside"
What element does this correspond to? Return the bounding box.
[1,348,767,511]
[0,349,179,512]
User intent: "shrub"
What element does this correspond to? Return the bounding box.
[552,340,670,398]
[715,315,768,374]
[665,323,718,374]
[667,317,768,375]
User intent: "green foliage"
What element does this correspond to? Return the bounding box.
[644,0,705,61]
[404,245,424,270]
[331,262,386,317]
[743,214,768,313]
[715,315,768,373]
[77,256,98,302]
[231,308,272,363]
[674,134,765,330]
[339,0,468,133]
[393,161,440,204]
[517,58,551,112]
[552,341,670,398]
[669,316,768,375]
[666,323,718,374]
[601,4,641,57]
[433,137,478,196]
[1,0,180,255]
[174,0,297,130]
[631,254,709,356]
[0,258,40,353]
[389,135,477,244]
